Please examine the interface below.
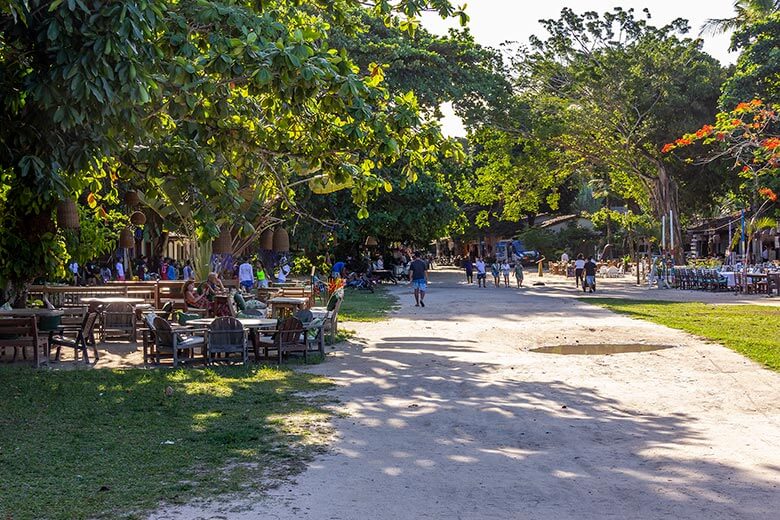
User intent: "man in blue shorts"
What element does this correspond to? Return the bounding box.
[408,252,429,307]
[331,260,345,280]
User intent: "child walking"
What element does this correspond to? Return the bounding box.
[500,261,511,287]
[514,261,524,288]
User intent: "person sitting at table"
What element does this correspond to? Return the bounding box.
[276,259,291,283]
[183,280,211,311]
[207,272,226,293]
[205,272,232,316]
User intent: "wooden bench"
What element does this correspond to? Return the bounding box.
[0,317,48,367]
[29,285,128,308]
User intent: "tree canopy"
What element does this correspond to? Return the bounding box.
[0,0,465,301]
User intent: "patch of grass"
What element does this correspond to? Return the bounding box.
[586,299,780,371]
[339,287,398,322]
[328,328,356,345]
[0,365,334,520]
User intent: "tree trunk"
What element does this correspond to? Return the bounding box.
[5,281,31,308]
[649,163,684,264]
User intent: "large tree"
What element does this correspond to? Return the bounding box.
[720,12,780,107]
[509,8,726,260]
[701,0,780,34]
[0,0,464,304]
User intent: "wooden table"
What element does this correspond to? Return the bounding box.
[187,317,278,360]
[0,308,65,317]
[81,297,146,341]
[768,273,780,296]
[371,270,397,284]
[746,273,770,294]
[0,309,66,366]
[268,297,308,318]
[0,308,66,331]
[186,317,277,328]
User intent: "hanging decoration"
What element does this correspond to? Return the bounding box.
[260,227,274,250]
[56,198,80,229]
[119,227,134,248]
[272,226,290,252]
[124,190,140,208]
[212,227,232,254]
[129,211,147,226]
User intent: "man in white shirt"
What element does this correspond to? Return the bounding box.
[115,259,125,281]
[277,258,291,283]
[238,258,255,291]
[475,258,487,288]
[574,254,585,288]
[561,252,569,263]
[68,261,79,285]
[182,261,194,281]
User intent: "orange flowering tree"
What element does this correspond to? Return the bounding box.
[663,99,779,206]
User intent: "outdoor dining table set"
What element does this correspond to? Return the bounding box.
[673,267,780,296]
[139,313,326,368]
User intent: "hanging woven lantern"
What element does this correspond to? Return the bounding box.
[119,227,134,248]
[124,190,140,207]
[212,227,232,254]
[56,198,80,229]
[260,227,274,250]
[130,211,146,226]
[272,226,290,252]
[365,236,378,247]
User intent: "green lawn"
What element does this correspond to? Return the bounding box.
[0,366,333,520]
[339,286,399,322]
[587,299,780,371]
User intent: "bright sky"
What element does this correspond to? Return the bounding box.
[421,1,739,136]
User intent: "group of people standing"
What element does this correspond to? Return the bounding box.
[569,253,598,293]
[68,258,127,285]
[462,258,524,288]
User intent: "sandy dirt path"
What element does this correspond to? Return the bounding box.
[155,269,780,519]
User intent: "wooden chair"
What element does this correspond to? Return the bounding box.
[48,309,101,364]
[296,309,326,356]
[152,316,205,368]
[311,291,343,344]
[259,317,308,364]
[206,316,247,365]
[0,317,48,367]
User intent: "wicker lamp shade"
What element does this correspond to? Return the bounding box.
[272,226,290,252]
[365,236,378,247]
[259,228,274,250]
[57,198,80,229]
[124,190,140,207]
[212,227,232,254]
[130,211,146,226]
[119,227,134,248]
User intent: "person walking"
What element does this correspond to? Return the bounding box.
[574,254,585,288]
[238,258,255,291]
[491,260,500,287]
[182,260,194,281]
[408,252,429,307]
[115,258,125,282]
[464,257,474,284]
[256,260,269,288]
[514,261,524,288]
[583,256,597,293]
[166,261,177,281]
[475,257,487,287]
[500,260,511,287]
